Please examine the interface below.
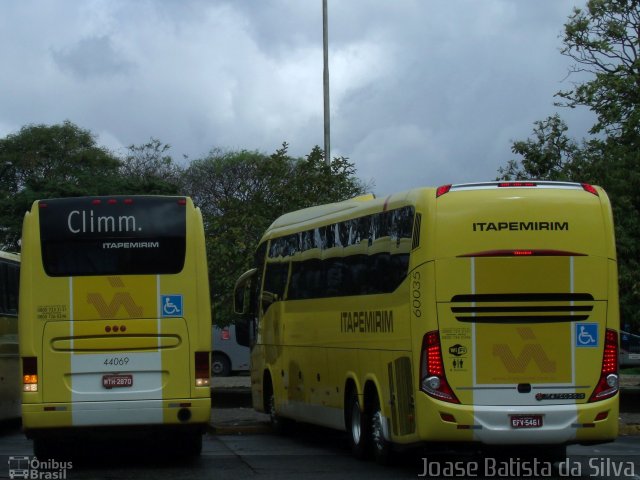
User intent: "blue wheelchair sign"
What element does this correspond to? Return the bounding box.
[575,323,598,348]
[161,295,183,317]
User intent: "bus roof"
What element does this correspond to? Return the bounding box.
[261,181,606,242]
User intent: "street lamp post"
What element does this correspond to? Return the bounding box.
[323,0,331,165]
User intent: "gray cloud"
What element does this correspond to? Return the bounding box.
[0,0,594,196]
[52,36,134,79]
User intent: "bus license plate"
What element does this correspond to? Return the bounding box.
[511,415,543,429]
[103,374,133,389]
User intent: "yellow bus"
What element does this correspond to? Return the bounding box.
[0,250,20,421]
[19,195,211,455]
[234,181,619,463]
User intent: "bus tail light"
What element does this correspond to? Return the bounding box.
[589,329,618,402]
[581,183,599,196]
[436,184,452,197]
[23,357,38,392]
[498,182,537,187]
[195,352,210,387]
[420,331,459,403]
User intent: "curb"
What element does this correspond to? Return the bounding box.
[619,423,640,436]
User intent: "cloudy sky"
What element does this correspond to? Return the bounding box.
[0,0,595,196]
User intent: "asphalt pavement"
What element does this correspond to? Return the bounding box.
[210,373,640,436]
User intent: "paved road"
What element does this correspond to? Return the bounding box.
[2,420,640,480]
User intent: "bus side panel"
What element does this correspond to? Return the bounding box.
[21,208,73,428]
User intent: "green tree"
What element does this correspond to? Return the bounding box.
[184,144,367,324]
[119,138,184,194]
[497,115,588,181]
[0,121,122,249]
[498,0,640,329]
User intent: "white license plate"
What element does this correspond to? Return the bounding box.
[510,415,543,428]
[103,374,133,389]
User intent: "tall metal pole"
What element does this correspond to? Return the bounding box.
[323,0,331,165]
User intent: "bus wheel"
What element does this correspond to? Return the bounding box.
[370,394,393,465]
[265,380,292,434]
[212,353,231,377]
[346,390,370,460]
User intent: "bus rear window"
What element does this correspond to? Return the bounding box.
[38,196,186,277]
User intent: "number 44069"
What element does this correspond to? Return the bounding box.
[104,357,129,366]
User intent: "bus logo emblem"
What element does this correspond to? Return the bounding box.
[86,277,144,318]
[161,295,183,317]
[492,328,556,373]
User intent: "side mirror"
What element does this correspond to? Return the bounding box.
[234,268,257,314]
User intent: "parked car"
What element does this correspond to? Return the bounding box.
[211,325,250,376]
[620,330,640,368]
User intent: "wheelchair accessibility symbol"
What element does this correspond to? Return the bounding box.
[575,323,598,347]
[161,295,183,317]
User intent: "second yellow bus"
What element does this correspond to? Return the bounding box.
[234,181,619,463]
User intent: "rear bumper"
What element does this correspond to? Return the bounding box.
[22,398,210,434]
[414,393,618,445]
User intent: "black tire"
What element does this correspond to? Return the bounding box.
[265,378,293,434]
[370,394,393,465]
[346,389,370,460]
[212,353,231,377]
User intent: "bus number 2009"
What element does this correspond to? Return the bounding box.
[104,357,130,366]
[412,271,422,317]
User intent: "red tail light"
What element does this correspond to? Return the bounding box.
[589,329,618,402]
[458,249,586,258]
[581,183,599,196]
[178,198,187,206]
[420,331,459,403]
[23,357,38,392]
[220,328,231,341]
[195,352,210,386]
[436,184,452,198]
[498,182,537,187]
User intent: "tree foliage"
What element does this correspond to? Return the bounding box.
[119,138,184,194]
[0,121,369,327]
[183,143,368,324]
[498,0,640,330]
[0,121,122,249]
[0,123,184,250]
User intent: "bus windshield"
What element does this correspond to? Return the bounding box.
[38,196,186,276]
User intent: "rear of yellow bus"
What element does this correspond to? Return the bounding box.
[19,196,211,454]
[415,182,619,451]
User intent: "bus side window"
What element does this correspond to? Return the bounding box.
[263,261,288,309]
